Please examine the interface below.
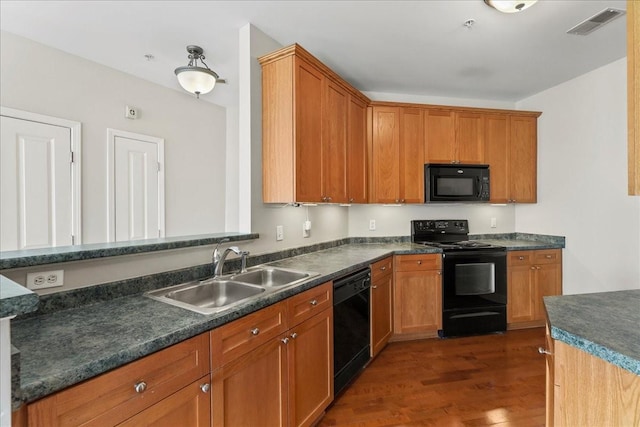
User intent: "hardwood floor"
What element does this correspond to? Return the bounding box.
[319,328,546,427]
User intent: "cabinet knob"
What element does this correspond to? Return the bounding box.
[349,198,354,203]
[518,256,525,260]
[134,381,147,393]
[417,260,422,265]
[310,299,318,306]
[281,337,290,344]
[200,383,210,393]
[437,271,442,275]
[401,199,406,203]
[395,199,399,203]
[536,266,541,270]
[545,255,553,259]
[530,266,536,270]
[380,266,387,271]
[538,347,552,355]
[290,332,298,339]
[251,328,260,336]
[372,285,378,289]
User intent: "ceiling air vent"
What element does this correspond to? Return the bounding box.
[566,8,626,36]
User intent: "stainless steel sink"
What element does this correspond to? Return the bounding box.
[230,266,318,288]
[146,280,265,315]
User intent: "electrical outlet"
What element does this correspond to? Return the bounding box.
[276,225,284,241]
[302,223,310,238]
[125,105,139,119]
[491,217,497,228]
[27,270,64,290]
[369,219,376,231]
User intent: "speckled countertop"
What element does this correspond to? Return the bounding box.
[544,290,640,376]
[1,275,38,318]
[10,236,565,407]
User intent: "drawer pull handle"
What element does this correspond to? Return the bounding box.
[281,337,290,344]
[545,255,552,259]
[291,332,298,339]
[538,347,553,356]
[380,266,387,271]
[531,266,536,270]
[200,383,210,393]
[251,328,260,336]
[134,381,147,393]
[518,256,525,260]
[310,299,318,306]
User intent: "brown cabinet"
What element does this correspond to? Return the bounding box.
[629,0,640,195]
[424,110,484,165]
[393,254,442,339]
[347,95,368,203]
[370,106,424,203]
[507,249,562,328]
[370,257,393,358]
[27,333,211,427]
[484,114,539,203]
[260,44,370,204]
[211,282,333,427]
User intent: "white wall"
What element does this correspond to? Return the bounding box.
[0,31,228,243]
[516,58,640,294]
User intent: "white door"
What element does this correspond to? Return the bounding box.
[1,116,74,251]
[108,129,165,242]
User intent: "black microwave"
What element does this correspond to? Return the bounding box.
[424,164,490,202]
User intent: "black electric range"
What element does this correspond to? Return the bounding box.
[411,220,505,252]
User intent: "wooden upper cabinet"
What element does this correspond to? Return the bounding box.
[484,114,510,203]
[322,78,348,203]
[347,95,368,203]
[456,111,485,164]
[259,44,370,204]
[629,0,640,195]
[370,106,401,203]
[509,115,537,203]
[399,108,424,203]
[424,109,456,163]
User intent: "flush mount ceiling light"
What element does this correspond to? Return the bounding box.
[484,0,537,13]
[174,45,219,98]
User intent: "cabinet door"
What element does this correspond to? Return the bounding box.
[455,112,485,164]
[288,309,333,427]
[371,106,400,203]
[212,337,288,427]
[322,79,348,203]
[424,109,455,164]
[371,271,393,357]
[399,108,424,203]
[118,377,211,427]
[295,57,324,203]
[507,264,536,323]
[484,114,509,203]
[534,262,562,321]
[509,115,537,203]
[393,270,442,334]
[347,95,367,203]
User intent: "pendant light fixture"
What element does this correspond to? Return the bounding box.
[484,0,538,13]
[174,45,219,98]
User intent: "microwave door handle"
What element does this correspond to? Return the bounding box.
[476,176,482,198]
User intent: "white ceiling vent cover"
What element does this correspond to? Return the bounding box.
[567,8,626,36]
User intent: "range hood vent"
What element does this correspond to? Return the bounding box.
[566,8,626,36]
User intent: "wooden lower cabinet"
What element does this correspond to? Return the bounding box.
[507,249,562,328]
[370,257,393,357]
[392,254,442,340]
[211,282,334,427]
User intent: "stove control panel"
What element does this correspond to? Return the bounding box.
[412,219,468,234]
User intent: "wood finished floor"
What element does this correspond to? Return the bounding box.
[319,328,546,427]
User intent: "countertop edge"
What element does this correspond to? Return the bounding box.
[0,276,38,318]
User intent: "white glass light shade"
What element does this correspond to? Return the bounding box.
[175,66,217,95]
[484,0,537,13]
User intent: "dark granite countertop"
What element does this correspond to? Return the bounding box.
[544,290,640,376]
[1,276,38,318]
[471,232,565,250]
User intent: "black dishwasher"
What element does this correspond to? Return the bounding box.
[333,268,371,396]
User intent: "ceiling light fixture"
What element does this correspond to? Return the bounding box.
[484,0,537,13]
[174,45,219,98]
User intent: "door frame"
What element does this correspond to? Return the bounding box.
[106,128,165,242]
[0,106,82,245]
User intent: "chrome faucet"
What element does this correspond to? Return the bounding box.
[212,240,250,277]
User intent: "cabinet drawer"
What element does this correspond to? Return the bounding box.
[28,333,210,427]
[394,254,441,271]
[211,302,287,369]
[371,257,393,281]
[534,249,561,264]
[287,282,332,328]
[508,251,533,266]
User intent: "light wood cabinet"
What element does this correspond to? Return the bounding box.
[211,282,333,427]
[484,114,539,204]
[392,254,442,339]
[550,338,640,426]
[27,333,211,427]
[507,249,562,328]
[370,257,393,358]
[629,0,640,195]
[424,110,484,165]
[399,108,425,203]
[347,95,368,203]
[259,44,370,204]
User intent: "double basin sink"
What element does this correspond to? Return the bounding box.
[146,266,319,315]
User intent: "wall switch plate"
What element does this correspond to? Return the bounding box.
[125,105,139,119]
[369,219,376,231]
[490,217,497,228]
[276,225,284,241]
[27,270,64,290]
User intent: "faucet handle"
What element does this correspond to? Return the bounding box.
[212,238,231,262]
[240,251,250,273]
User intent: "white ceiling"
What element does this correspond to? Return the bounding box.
[0,1,628,107]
